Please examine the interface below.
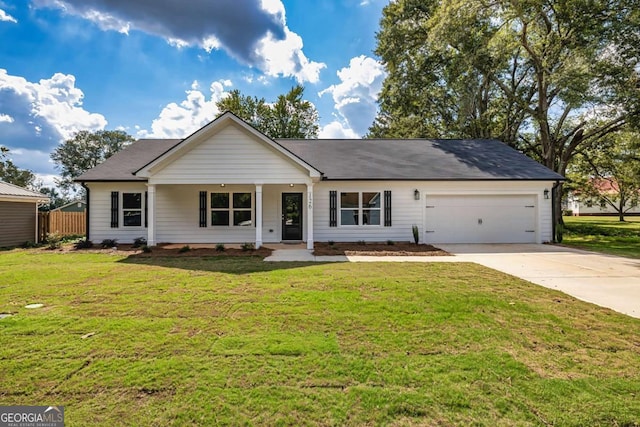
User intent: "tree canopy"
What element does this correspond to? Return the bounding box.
[567,130,640,221]
[0,146,37,189]
[216,85,319,139]
[51,130,134,191]
[370,0,640,175]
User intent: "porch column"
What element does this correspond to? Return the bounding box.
[147,183,156,246]
[306,183,314,250]
[255,184,263,249]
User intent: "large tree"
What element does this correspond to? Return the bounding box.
[567,130,640,221]
[0,146,37,189]
[371,0,640,224]
[51,130,134,191]
[216,85,319,139]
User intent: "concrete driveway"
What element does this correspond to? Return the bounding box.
[437,244,640,319]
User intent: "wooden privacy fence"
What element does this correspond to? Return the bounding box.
[38,211,86,241]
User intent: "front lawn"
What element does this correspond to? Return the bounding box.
[1,251,639,426]
[562,215,640,258]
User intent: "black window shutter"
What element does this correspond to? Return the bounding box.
[329,190,337,227]
[384,191,392,227]
[144,191,148,228]
[110,191,119,228]
[199,191,207,227]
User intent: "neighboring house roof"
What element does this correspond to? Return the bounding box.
[51,200,86,211]
[75,117,564,182]
[0,181,50,202]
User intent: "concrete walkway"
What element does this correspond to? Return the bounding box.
[265,244,640,319]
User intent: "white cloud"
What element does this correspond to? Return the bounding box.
[0,69,107,141]
[0,69,107,175]
[319,55,386,136]
[0,8,17,23]
[255,27,326,83]
[138,79,232,138]
[319,120,360,139]
[5,147,56,176]
[32,0,325,83]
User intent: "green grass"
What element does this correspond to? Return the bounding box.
[1,250,640,426]
[562,216,640,258]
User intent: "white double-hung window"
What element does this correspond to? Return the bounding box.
[340,192,381,226]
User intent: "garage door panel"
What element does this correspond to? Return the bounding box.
[424,195,536,244]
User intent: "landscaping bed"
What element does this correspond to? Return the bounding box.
[313,241,449,256]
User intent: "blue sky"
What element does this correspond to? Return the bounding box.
[0,0,388,186]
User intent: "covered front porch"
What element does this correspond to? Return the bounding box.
[145,182,316,249]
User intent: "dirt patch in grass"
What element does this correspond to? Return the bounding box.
[313,242,449,256]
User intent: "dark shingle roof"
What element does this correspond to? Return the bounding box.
[75,137,564,182]
[277,138,564,181]
[75,139,181,181]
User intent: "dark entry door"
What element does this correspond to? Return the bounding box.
[282,193,303,240]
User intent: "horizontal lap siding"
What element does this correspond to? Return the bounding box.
[87,183,148,244]
[313,181,554,243]
[0,201,36,247]
[314,182,422,243]
[156,185,256,244]
[150,126,310,184]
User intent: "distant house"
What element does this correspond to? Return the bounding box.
[567,179,640,216]
[0,181,50,247]
[76,112,564,248]
[52,200,86,213]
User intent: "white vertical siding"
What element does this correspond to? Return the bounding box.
[149,125,311,184]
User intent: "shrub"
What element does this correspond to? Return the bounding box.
[412,225,419,245]
[328,240,335,246]
[141,245,152,253]
[132,237,147,248]
[386,240,395,245]
[21,241,38,249]
[357,240,366,246]
[241,242,255,252]
[179,245,191,253]
[215,243,225,252]
[101,239,118,248]
[74,239,93,250]
[45,232,63,250]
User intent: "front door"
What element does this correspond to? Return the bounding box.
[282,193,303,240]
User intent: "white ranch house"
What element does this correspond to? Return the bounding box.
[76,112,564,248]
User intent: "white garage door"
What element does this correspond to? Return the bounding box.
[423,195,537,244]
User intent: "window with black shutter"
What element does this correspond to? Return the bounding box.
[110,191,119,228]
[199,191,207,227]
[384,191,392,227]
[329,190,337,227]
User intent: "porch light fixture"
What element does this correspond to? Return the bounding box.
[414,189,420,200]
[544,189,549,199]
[220,183,225,187]
[289,184,295,187]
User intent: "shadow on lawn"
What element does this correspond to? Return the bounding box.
[118,254,339,274]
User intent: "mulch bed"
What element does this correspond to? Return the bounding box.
[47,242,449,258]
[313,242,450,256]
[49,244,273,258]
